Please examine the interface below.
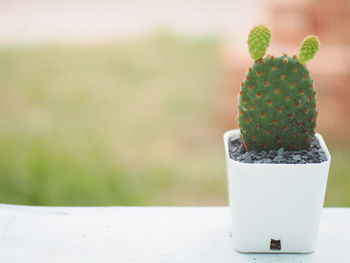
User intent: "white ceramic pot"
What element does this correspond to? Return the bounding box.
[223,129,331,253]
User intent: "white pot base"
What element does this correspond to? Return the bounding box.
[224,129,331,253]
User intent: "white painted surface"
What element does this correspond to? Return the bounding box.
[0,205,349,262]
[223,129,331,253]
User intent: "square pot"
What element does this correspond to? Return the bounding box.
[223,129,331,253]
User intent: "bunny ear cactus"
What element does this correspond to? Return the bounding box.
[298,36,320,64]
[238,25,319,151]
[247,25,271,60]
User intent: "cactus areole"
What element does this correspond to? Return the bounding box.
[238,25,320,151]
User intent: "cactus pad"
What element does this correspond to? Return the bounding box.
[238,55,317,151]
[298,36,320,64]
[247,25,271,60]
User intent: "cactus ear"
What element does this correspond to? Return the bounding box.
[247,25,271,60]
[298,35,320,64]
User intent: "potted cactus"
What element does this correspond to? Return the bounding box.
[223,25,331,253]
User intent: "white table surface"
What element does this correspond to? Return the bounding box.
[0,205,349,263]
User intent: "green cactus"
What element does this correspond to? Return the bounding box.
[247,25,271,60]
[298,35,320,64]
[238,25,319,151]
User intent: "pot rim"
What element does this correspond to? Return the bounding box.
[224,129,331,166]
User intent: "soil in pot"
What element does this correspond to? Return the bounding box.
[228,137,328,164]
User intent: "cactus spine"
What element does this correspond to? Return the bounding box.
[238,25,319,151]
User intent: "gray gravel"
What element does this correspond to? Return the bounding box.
[228,137,328,164]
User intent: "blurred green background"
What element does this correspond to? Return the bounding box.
[0,34,349,206]
[0,34,226,205]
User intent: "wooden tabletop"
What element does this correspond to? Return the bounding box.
[0,205,349,262]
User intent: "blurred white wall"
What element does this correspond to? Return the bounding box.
[0,0,267,44]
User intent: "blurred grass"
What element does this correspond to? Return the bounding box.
[324,147,350,207]
[0,33,348,206]
[0,34,226,206]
